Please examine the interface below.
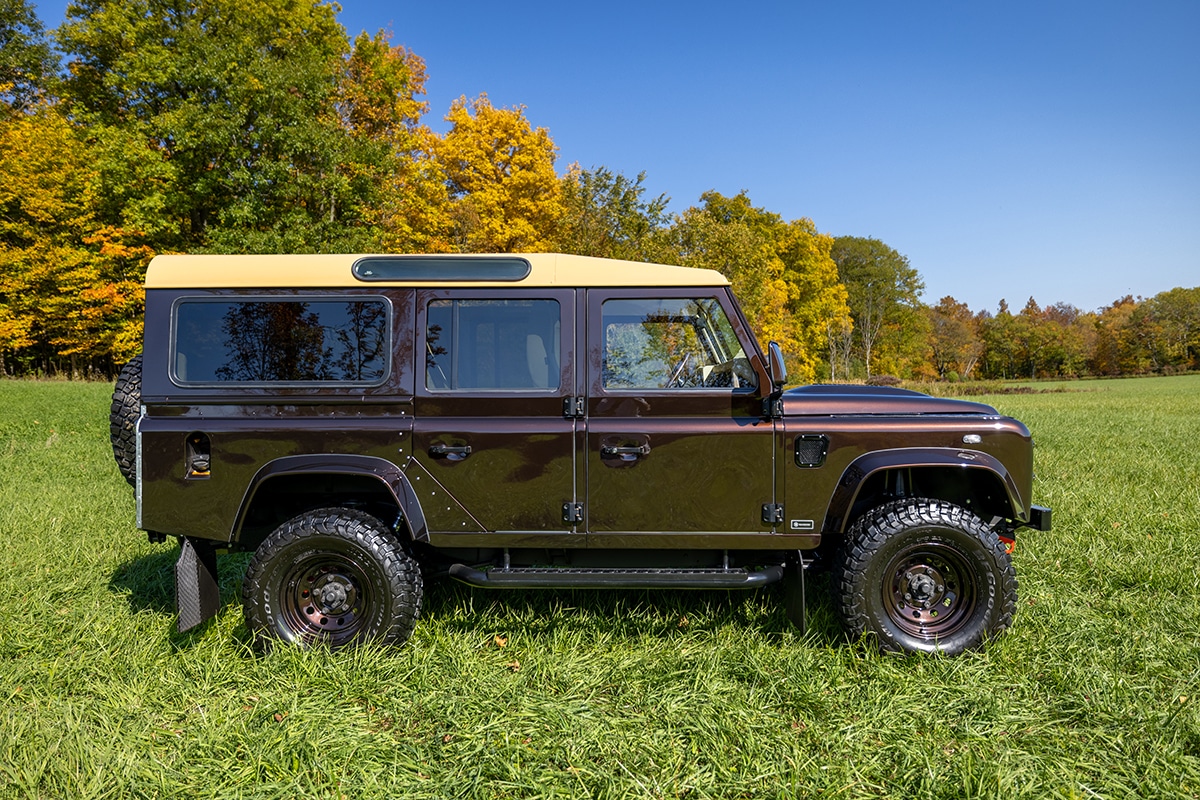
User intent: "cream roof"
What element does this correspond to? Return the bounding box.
[144,253,730,289]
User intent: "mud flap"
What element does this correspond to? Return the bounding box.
[175,537,220,633]
[784,554,806,635]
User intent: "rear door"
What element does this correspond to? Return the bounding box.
[584,289,775,542]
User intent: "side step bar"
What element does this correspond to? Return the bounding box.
[448,563,785,590]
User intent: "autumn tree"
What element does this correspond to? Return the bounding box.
[0,108,148,374]
[1089,296,1138,375]
[830,236,925,378]
[663,191,849,383]
[925,296,983,379]
[339,31,451,254]
[433,94,563,252]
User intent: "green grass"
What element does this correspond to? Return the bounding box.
[1,376,1198,798]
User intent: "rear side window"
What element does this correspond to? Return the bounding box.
[425,299,560,391]
[173,298,390,384]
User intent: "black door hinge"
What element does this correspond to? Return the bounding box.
[761,503,784,525]
[762,394,784,420]
[563,502,584,524]
[562,396,586,419]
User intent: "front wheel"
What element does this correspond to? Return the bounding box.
[836,499,1016,655]
[242,508,423,650]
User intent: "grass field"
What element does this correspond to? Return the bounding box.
[0,376,1197,799]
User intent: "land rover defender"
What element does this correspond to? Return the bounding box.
[110,253,1050,655]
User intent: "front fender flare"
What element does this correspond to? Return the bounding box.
[824,447,1026,534]
[233,454,429,543]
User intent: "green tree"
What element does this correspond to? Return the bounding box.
[57,0,370,252]
[0,0,56,115]
[1140,287,1200,371]
[554,165,671,261]
[830,236,925,378]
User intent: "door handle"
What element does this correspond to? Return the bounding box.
[429,444,472,458]
[601,444,650,458]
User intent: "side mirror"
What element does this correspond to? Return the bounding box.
[768,341,787,391]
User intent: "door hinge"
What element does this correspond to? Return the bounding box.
[562,502,584,524]
[562,396,586,419]
[761,503,784,525]
[762,395,784,419]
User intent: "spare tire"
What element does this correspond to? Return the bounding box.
[109,355,142,486]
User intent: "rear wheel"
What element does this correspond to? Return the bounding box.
[242,508,423,650]
[836,498,1016,655]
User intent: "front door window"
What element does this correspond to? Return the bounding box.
[600,297,757,391]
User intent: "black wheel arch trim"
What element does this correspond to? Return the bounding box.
[824,447,1027,534]
[233,454,429,544]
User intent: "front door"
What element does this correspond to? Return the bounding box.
[410,289,578,541]
[584,289,775,542]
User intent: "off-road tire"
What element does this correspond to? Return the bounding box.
[242,508,423,650]
[109,355,142,486]
[836,498,1016,655]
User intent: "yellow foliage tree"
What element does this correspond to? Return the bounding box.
[0,107,149,373]
[338,31,453,253]
[665,192,850,384]
[434,94,563,252]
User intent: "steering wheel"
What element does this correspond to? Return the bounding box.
[666,353,692,388]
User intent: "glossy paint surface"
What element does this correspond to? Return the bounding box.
[138,282,1038,553]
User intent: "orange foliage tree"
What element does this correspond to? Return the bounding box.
[0,108,148,374]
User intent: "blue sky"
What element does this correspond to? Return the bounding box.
[37,0,1200,313]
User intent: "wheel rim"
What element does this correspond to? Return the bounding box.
[277,552,377,646]
[882,540,978,641]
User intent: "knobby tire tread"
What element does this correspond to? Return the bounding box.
[242,507,423,650]
[836,498,1017,655]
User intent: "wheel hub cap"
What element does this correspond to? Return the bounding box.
[311,574,356,616]
[885,544,976,640]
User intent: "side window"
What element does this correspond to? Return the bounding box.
[425,299,561,391]
[173,299,388,384]
[601,297,757,390]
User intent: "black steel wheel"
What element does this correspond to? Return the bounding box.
[109,355,142,486]
[242,508,423,650]
[837,498,1016,655]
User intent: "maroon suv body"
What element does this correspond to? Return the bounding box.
[111,253,1049,655]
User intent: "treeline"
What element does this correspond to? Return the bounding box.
[1,0,1197,381]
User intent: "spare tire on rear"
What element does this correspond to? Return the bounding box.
[110,355,142,486]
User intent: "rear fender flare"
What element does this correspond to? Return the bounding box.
[824,447,1025,534]
[234,454,429,543]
